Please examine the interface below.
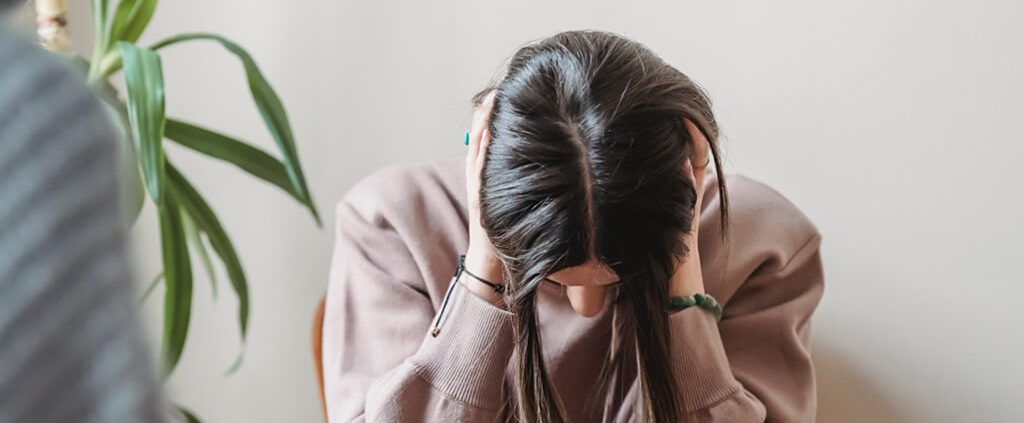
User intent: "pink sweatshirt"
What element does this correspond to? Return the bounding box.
[322,158,824,422]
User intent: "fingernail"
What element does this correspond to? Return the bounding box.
[464,131,470,146]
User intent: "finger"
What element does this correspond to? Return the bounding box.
[683,119,710,201]
[469,92,497,169]
[476,128,492,173]
[683,158,702,236]
[682,119,709,167]
[688,121,712,204]
[683,157,703,193]
[468,116,482,158]
[465,129,477,178]
[467,93,496,177]
[469,91,497,151]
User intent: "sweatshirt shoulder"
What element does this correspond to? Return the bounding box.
[720,174,821,271]
[337,158,465,226]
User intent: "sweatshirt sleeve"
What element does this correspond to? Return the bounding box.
[322,179,515,422]
[668,234,825,422]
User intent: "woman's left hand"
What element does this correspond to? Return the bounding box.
[669,119,709,296]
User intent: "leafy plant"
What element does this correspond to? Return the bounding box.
[46,0,319,405]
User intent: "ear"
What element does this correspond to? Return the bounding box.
[682,118,710,170]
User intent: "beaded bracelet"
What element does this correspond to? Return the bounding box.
[667,293,723,321]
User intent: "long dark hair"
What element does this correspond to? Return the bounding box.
[473,30,729,422]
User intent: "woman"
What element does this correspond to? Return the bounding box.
[323,30,824,422]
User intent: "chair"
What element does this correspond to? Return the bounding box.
[312,295,327,421]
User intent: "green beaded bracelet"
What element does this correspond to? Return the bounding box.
[667,293,723,321]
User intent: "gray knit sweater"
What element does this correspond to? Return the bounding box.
[0,27,166,423]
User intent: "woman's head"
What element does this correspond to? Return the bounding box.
[472,30,729,422]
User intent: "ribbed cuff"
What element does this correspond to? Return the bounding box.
[668,306,742,412]
[409,281,515,410]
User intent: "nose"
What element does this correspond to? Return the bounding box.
[565,285,608,317]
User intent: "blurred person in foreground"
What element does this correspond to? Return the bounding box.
[0,5,166,422]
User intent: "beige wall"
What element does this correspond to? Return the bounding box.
[55,1,1024,421]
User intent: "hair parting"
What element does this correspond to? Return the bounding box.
[476,30,730,422]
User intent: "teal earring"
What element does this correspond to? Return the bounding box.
[464,131,470,146]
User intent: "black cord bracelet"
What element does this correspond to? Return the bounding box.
[431,255,505,337]
[456,254,505,293]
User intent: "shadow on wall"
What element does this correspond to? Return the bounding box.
[814,341,909,423]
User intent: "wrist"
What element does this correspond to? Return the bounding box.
[669,249,705,296]
[457,273,504,306]
[464,244,505,282]
[460,250,506,306]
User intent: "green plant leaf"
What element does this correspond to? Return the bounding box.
[152,33,320,225]
[87,89,147,223]
[224,349,245,376]
[89,0,112,78]
[98,100,147,223]
[182,209,218,299]
[92,50,123,82]
[177,405,201,423]
[139,271,164,304]
[124,143,147,223]
[158,191,193,378]
[118,42,166,205]
[110,0,158,44]
[167,164,250,343]
[91,0,158,81]
[164,119,306,205]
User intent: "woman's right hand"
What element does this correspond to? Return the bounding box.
[462,91,506,305]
